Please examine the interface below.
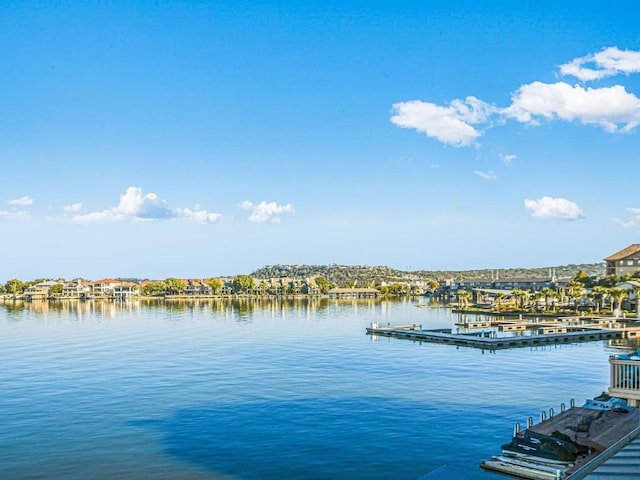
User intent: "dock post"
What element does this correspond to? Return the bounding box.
[549,407,554,418]
[560,402,565,413]
[527,417,533,428]
[540,411,547,422]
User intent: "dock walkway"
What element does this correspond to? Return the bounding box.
[365,324,624,350]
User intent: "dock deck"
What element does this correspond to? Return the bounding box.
[481,405,640,479]
[365,324,625,350]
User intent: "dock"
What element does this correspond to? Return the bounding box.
[480,403,640,479]
[365,323,626,350]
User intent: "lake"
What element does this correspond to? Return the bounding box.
[0,298,633,479]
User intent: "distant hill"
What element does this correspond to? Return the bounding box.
[251,263,604,285]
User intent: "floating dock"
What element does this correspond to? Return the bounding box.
[365,324,626,350]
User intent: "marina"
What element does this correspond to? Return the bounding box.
[366,316,640,350]
[481,349,640,479]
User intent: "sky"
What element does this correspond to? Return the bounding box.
[1,0,639,280]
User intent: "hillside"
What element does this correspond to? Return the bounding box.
[251,263,604,285]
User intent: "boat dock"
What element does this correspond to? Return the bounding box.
[482,352,640,479]
[480,402,640,479]
[365,323,628,350]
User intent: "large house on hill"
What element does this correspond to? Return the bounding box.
[605,244,640,277]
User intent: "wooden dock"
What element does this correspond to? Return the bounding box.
[365,324,625,350]
[481,404,640,479]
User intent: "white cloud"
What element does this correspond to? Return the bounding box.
[240,200,295,223]
[560,47,640,81]
[504,82,640,133]
[63,202,82,213]
[524,196,584,220]
[8,196,34,206]
[474,170,496,180]
[391,47,640,147]
[178,207,222,224]
[390,97,493,147]
[0,210,28,220]
[113,187,174,219]
[499,153,517,165]
[612,207,640,228]
[70,186,221,225]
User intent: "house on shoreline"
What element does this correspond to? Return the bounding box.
[605,244,640,277]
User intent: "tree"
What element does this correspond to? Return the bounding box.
[4,279,25,294]
[165,278,186,294]
[233,275,254,294]
[512,289,530,309]
[590,286,609,312]
[532,291,545,310]
[540,287,558,311]
[206,278,223,294]
[50,283,63,295]
[457,289,472,309]
[258,280,270,295]
[426,279,440,294]
[574,270,592,287]
[610,288,628,318]
[495,292,505,310]
[143,280,168,296]
[315,276,330,294]
[567,280,585,311]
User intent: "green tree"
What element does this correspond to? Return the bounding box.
[457,289,472,308]
[315,276,330,294]
[495,292,505,310]
[512,289,530,309]
[4,279,25,294]
[574,270,592,287]
[50,283,63,295]
[206,278,223,294]
[233,275,254,294]
[426,279,440,294]
[590,286,609,312]
[567,280,585,311]
[165,278,186,294]
[540,287,558,311]
[143,280,168,296]
[610,288,628,318]
[378,285,389,295]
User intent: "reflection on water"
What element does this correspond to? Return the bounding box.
[0,296,415,322]
[0,297,628,479]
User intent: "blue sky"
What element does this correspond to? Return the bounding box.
[1,1,639,280]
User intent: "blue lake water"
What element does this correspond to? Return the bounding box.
[0,298,634,479]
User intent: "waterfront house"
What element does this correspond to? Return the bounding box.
[303,278,321,295]
[24,281,60,301]
[61,279,91,298]
[328,287,380,299]
[114,282,139,300]
[492,277,553,292]
[605,244,640,277]
[184,279,213,295]
[90,279,121,297]
[450,278,494,293]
